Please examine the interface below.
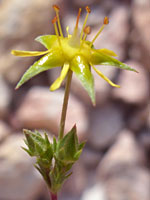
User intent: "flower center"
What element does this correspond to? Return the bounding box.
[52,5,109,60]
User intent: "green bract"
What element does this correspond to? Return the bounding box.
[11,6,137,105]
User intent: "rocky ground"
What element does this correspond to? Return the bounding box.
[0,0,150,200]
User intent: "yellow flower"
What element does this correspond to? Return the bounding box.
[11,5,137,105]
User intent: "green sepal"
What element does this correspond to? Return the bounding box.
[35,35,58,49]
[71,55,95,105]
[16,48,64,89]
[91,50,138,72]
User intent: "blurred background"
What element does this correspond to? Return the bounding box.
[0,0,150,199]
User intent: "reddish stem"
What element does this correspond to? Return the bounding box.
[50,192,57,200]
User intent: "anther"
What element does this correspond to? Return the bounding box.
[52,16,57,24]
[104,16,109,25]
[53,5,60,11]
[86,6,91,13]
[84,25,91,35]
[82,25,91,41]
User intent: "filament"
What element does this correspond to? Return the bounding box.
[52,16,61,46]
[75,8,82,30]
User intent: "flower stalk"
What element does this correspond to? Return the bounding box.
[58,69,73,140]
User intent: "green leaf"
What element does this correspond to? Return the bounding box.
[35,142,43,156]
[53,137,57,152]
[78,142,86,150]
[23,129,35,153]
[74,150,82,160]
[35,35,58,49]
[70,55,95,105]
[16,48,64,89]
[56,126,78,163]
[21,146,33,156]
[44,133,50,147]
[91,50,138,72]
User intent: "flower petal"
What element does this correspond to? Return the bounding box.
[16,49,64,89]
[35,35,58,49]
[92,65,120,88]
[98,48,118,57]
[90,50,138,72]
[70,55,95,105]
[50,62,70,91]
[11,50,49,57]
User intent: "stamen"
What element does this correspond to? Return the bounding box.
[53,5,63,37]
[52,16,61,46]
[90,16,109,47]
[80,6,91,40]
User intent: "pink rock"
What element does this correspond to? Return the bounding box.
[112,60,149,104]
[88,104,124,149]
[13,86,88,140]
[0,134,44,200]
[97,129,145,178]
[88,6,130,60]
[131,0,150,70]
[0,121,11,142]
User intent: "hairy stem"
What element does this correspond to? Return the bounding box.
[58,69,73,140]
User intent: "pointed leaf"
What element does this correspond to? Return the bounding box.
[22,147,33,156]
[16,48,64,89]
[44,133,50,146]
[57,126,78,162]
[35,142,44,156]
[35,35,58,49]
[91,50,138,72]
[74,150,82,160]
[50,62,70,91]
[78,142,86,150]
[53,137,57,152]
[70,55,95,105]
[92,65,120,88]
[11,50,49,57]
[23,129,35,153]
